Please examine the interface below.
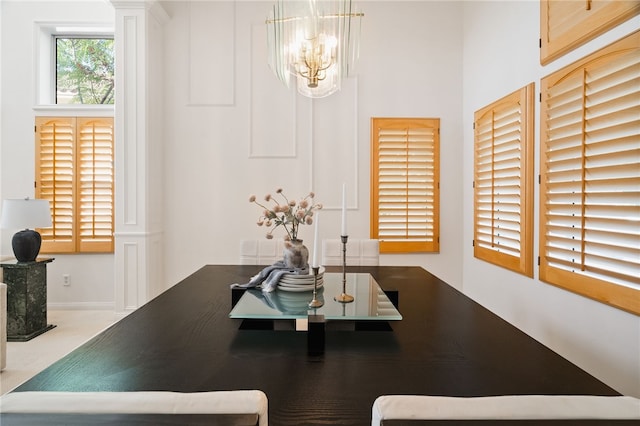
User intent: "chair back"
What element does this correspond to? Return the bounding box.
[240,239,285,265]
[322,239,379,266]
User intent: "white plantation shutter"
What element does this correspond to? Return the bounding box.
[474,84,534,277]
[371,118,439,253]
[540,31,640,315]
[540,0,640,65]
[35,117,114,254]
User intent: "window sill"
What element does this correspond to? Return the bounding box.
[33,104,114,117]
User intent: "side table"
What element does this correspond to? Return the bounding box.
[0,258,56,341]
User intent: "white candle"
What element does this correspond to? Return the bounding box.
[341,183,347,236]
[312,212,320,268]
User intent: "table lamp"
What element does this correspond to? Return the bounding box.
[0,198,52,262]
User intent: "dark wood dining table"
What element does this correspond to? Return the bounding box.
[8,265,620,425]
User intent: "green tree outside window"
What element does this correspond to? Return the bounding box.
[56,38,114,105]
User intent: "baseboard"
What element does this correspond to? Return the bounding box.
[47,302,115,311]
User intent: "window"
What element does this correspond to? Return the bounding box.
[473,83,535,277]
[539,31,639,314]
[35,117,115,253]
[35,23,115,105]
[55,37,115,104]
[371,117,440,253]
[540,0,640,65]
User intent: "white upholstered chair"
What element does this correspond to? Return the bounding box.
[0,390,269,426]
[322,239,379,266]
[240,239,285,265]
[371,394,640,426]
[0,282,6,371]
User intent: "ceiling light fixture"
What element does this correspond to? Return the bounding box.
[266,0,363,98]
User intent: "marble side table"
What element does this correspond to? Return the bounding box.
[0,258,56,341]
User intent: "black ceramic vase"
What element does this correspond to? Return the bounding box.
[12,229,42,262]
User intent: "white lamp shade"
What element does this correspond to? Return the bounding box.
[0,199,52,229]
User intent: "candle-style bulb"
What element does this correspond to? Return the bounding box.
[312,213,320,268]
[341,183,347,236]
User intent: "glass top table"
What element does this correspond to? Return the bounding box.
[229,272,402,321]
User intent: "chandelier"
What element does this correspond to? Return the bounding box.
[266,0,363,98]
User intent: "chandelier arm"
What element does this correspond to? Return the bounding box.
[303,56,334,73]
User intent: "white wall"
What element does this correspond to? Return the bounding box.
[0,0,115,309]
[0,1,3,216]
[461,1,640,398]
[357,1,464,287]
[160,1,464,289]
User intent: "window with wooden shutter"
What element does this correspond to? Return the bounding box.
[540,31,640,315]
[371,118,440,253]
[35,117,114,253]
[540,0,640,65]
[474,83,534,277]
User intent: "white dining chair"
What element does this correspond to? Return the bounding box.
[322,239,379,266]
[371,394,640,425]
[240,239,285,265]
[0,390,269,426]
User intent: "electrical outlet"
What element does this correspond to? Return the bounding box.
[63,274,70,286]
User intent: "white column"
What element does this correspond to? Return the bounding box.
[111,1,168,314]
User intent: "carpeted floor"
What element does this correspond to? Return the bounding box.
[0,310,120,395]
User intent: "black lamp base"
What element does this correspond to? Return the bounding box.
[12,229,42,262]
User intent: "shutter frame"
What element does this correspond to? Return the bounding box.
[35,116,114,254]
[540,0,640,65]
[473,83,535,277]
[35,117,77,253]
[540,31,640,315]
[77,117,115,253]
[371,118,440,253]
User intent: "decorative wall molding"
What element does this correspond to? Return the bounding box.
[110,0,169,23]
[121,14,139,226]
[113,2,165,314]
[122,242,139,311]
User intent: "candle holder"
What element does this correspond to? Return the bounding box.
[308,266,323,308]
[334,235,354,303]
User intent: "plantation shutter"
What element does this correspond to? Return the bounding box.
[474,83,534,277]
[371,118,440,253]
[35,116,114,254]
[77,118,114,252]
[540,31,640,315]
[36,117,76,253]
[540,0,640,65]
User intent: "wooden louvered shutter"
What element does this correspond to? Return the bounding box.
[540,31,640,315]
[371,118,440,253]
[474,83,534,277]
[36,117,76,253]
[77,118,114,252]
[540,0,640,65]
[35,116,114,254]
